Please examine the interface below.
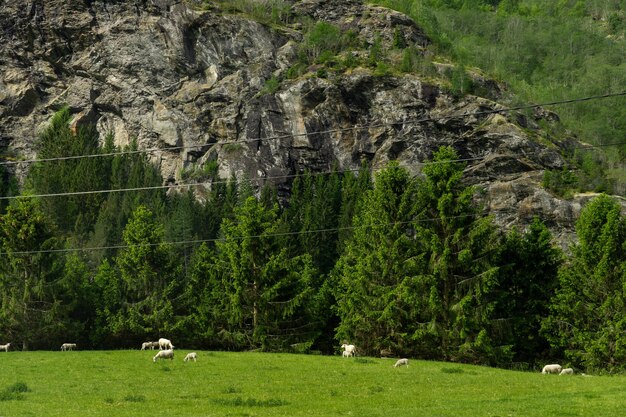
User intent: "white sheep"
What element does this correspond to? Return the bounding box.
[393,358,409,368]
[153,349,174,362]
[141,341,156,350]
[61,343,77,351]
[158,338,174,350]
[341,344,355,357]
[0,343,10,352]
[560,367,574,375]
[184,352,197,362]
[541,364,562,374]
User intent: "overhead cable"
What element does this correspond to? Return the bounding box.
[1,91,624,168]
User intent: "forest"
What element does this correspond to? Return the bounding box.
[0,107,625,373]
[1,0,625,373]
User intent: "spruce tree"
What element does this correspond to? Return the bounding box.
[542,194,626,371]
[334,162,426,356]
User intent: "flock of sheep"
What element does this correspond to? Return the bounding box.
[541,364,575,375]
[0,338,198,363]
[0,339,578,374]
[140,338,198,363]
[341,343,409,368]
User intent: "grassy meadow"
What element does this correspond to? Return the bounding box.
[1,350,626,416]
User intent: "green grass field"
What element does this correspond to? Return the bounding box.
[1,350,625,416]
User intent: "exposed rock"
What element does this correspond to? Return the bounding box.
[0,0,622,248]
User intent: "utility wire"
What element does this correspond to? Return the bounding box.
[1,91,624,168]
[0,212,499,256]
[0,141,624,201]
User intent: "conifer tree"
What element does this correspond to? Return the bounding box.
[414,146,501,363]
[334,162,425,356]
[542,194,626,371]
[0,198,65,350]
[214,196,317,350]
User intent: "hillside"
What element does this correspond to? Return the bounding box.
[1,0,626,370]
[1,0,623,245]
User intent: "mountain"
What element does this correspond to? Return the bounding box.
[0,0,623,247]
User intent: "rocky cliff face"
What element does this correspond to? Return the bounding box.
[0,0,620,247]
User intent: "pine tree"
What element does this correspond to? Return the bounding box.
[414,146,501,363]
[494,218,562,367]
[0,198,65,350]
[95,205,179,346]
[214,196,317,351]
[542,194,626,371]
[334,162,426,357]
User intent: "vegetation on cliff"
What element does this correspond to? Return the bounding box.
[1,113,625,372]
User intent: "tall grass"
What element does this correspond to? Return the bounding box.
[1,350,626,416]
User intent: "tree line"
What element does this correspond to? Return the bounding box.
[1,108,625,372]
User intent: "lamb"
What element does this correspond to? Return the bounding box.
[184,352,197,362]
[560,368,574,375]
[541,364,562,374]
[61,343,76,351]
[158,338,174,350]
[341,344,356,357]
[141,341,157,350]
[393,358,409,368]
[153,349,174,362]
[0,343,10,352]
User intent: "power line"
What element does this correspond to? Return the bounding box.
[1,91,624,168]
[0,211,502,256]
[0,140,624,202]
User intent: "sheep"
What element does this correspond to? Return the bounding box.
[341,344,356,357]
[184,352,197,362]
[0,343,10,352]
[393,358,409,368]
[153,349,174,362]
[541,364,562,374]
[61,343,77,351]
[141,341,159,350]
[560,368,574,375]
[158,338,174,350]
[380,348,393,358]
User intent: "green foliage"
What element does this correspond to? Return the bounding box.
[413,146,502,364]
[0,382,30,401]
[0,198,66,350]
[493,219,562,367]
[27,107,109,240]
[542,195,626,371]
[213,196,318,350]
[372,0,626,189]
[94,205,179,346]
[0,164,19,213]
[215,0,292,26]
[334,162,426,357]
[260,75,281,95]
[542,167,578,198]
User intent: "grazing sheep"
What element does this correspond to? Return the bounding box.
[0,343,10,352]
[541,364,562,374]
[380,348,393,358]
[61,343,77,351]
[560,368,574,375]
[393,358,409,368]
[153,349,174,362]
[341,344,356,357]
[158,338,174,350]
[184,352,197,362]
